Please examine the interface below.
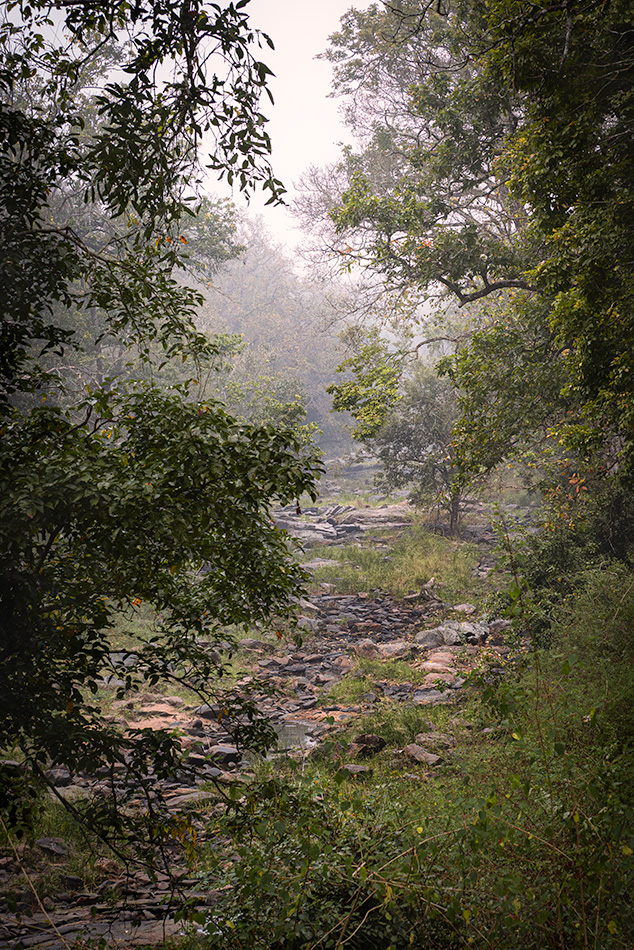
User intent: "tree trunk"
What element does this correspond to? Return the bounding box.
[449,492,461,537]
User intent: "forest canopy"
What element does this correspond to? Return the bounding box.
[309,0,634,521]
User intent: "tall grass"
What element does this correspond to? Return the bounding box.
[307,524,483,602]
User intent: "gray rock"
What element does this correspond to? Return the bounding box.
[402,745,443,767]
[239,638,275,652]
[36,837,68,856]
[414,629,445,647]
[45,768,73,787]
[208,744,241,767]
[297,597,322,617]
[412,689,453,704]
[415,620,489,647]
[297,615,320,632]
[302,558,341,572]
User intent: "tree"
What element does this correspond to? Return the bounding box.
[306,0,634,503]
[302,1,532,306]
[196,218,353,453]
[0,0,321,855]
[326,327,403,441]
[327,329,467,531]
[373,364,464,531]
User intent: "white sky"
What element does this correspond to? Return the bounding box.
[207,0,370,249]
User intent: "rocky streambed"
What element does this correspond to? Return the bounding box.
[1,503,533,949]
[0,586,517,950]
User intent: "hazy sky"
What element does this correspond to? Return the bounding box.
[211,0,370,248]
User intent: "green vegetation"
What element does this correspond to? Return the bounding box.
[307,526,482,601]
[0,0,320,862]
[2,0,634,945]
[194,551,634,950]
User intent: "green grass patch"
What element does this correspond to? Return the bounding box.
[306,523,483,602]
[195,561,634,950]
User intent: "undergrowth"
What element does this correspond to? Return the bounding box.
[307,524,482,602]
[194,544,634,949]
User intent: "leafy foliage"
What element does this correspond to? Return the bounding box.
[0,0,321,853]
[372,363,460,511]
[326,328,402,441]
[309,0,634,504]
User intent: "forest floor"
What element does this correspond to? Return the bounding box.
[0,495,544,950]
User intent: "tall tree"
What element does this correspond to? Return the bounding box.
[304,0,634,496]
[0,0,320,853]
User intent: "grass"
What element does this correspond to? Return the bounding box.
[5,493,633,949]
[192,556,634,950]
[322,658,427,706]
[305,522,484,602]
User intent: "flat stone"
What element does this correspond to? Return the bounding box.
[377,640,417,660]
[420,672,456,687]
[239,638,275,652]
[402,745,443,767]
[412,689,452,705]
[163,789,214,808]
[419,661,455,674]
[332,655,355,673]
[36,837,68,856]
[353,639,380,659]
[297,598,322,617]
[302,558,340,572]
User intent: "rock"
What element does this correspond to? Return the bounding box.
[420,672,456,688]
[489,619,512,634]
[412,689,453,705]
[332,655,355,673]
[414,629,445,647]
[36,837,68,856]
[451,603,477,615]
[62,874,84,890]
[313,673,337,686]
[302,558,340,572]
[297,616,319,632]
[45,767,73,787]
[208,744,241,767]
[378,640,417,660]
[419,660,455,673]
[415,620,488,647]
[437,624,465,646]
[239,638,275,652]
[353,639,380,659]
[348,734,387,758]
[297,598,322,618]
[414,732,456,749]
[459,621,490,644]
[402,745,443,767]
[193,704,222,721]
[163,696,186,707]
